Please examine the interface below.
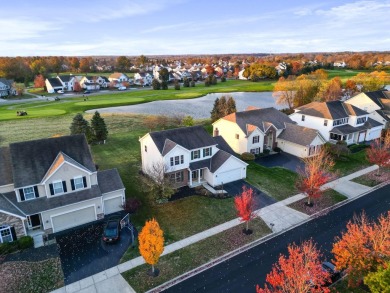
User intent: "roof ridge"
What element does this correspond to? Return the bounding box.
[0,193,26,217]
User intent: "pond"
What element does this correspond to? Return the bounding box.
[88,92,279,119]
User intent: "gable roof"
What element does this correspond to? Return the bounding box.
[149,126,216,155]
[0,147,13,186]
[213,136,235,155]
[220,108,293,135]
[0,194,25,218]
[100,76,110,82]
[296,100,368,120]
[10,135,96,188]
[47,78,63,88]
[188,150,238,173]
[97,169,125,194]
[364,91,390,108]
[57,75,74,82]
[278,123,324,146]
[109,72,127,79]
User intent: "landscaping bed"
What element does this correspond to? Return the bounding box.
[122,217,271,292]
[288,189,347,215]
[352,169,390,187]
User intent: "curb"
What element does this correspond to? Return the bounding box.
[146,181,390,293]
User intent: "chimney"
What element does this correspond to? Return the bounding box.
[213,128,219,137]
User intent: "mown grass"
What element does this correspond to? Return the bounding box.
[245,161,299,200]
[333,150,370,177]
[122,217,271,293]
[331,278,370,293]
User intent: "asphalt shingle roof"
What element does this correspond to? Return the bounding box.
[97,169,125,194]
[47,78,63,88]
[57,75,73,82]
[149,126,216,155]
[278,123,323,146]
[364,91,390,108]
[213,136,235,155]
[330,124,365,135]
[0,147,13,186]
[10,135,96,188]
[0,194,25,218]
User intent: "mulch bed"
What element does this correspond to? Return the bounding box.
[352,169,390,187]
[3,243,59,263]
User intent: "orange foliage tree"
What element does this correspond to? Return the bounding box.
[234,186,256,233]
[138,218,164,275]
[73,81,82,92]
[366,131,390,176]
[256,240,330,293]
[332,211,390,287]
[34,74,45,88]
[296,148,335,206]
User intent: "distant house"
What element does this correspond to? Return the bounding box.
[334,61,347,68]
[290,100,383,145]
[45,78,64,93]
[139,126,248,188]
[344,90,390,129]
[213,107,325,158]
[0,135,125,244]
[134,72,153,86]
[108,73,129,83]
[238,69,247,80]
[79,76,101,91]
[57,75,76,91]
[0,78,16,97]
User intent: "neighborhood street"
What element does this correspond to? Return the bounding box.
[163,184,390,293]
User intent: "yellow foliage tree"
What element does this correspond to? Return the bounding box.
[138,218,164,274]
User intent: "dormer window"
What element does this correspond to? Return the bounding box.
[23,187,35,200]
[191,150,200,160]
[49,181,67,195]
[71,176,87,190]
[203,147,212,157]
[357,117,367,124]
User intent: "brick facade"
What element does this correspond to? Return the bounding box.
[0,212,25,238]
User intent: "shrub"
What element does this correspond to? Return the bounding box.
[174,81,180,90]
[152,79,161,90]
[221,76,226,82]
[161,80,168,90]
[190,81,195,87]
[263,149,270,155]
[205,80,210,87]
[241,152,255,161]
[123,198,142,214]
[0,236,33,255]
[183,78,190,87]
[17,236,34,250]
[182,115,194,126]
[348,143,370,153]
[211,75,217,85]
[273,146,282,153]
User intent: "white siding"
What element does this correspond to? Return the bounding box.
[345,93,381,113]
[247,129,265,153]
[103,196,123,215]
[366,127,382,141]
[290,112,333,141]
[277,135,324,158]
[213,120,247,153]
[163,145,189,172]
[213,157,247,186]
[140,134,164,174]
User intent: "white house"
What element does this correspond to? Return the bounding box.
[0,135,125,244]
[213,107,325,158]
[290,100,383,145]
[134,72,153,86]
[344,90,390,129]
[334,61,347,68]
[45,78,64,93]
[0,78,16,97]
[238,69,247,80]
[79,76,101,91]
[139,126,248,188]
[57,75,76,91]
[108,72,129,83]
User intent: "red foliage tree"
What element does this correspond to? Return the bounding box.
[296,148,335,206]
[234,186,256,233]
[366,131,390,176]
[73,81,82,92]
[332,211,390,287]
[256,240,330,293]
[34,74,45,88]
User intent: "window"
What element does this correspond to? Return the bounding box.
[250,148,260,154]
[324,120,328,126]
[235,134,239,139]
[171,155,184,166]
[181,155,184,164]
[252,136,260,144]
[191,150,200,160]
[74,177,84,190]
[175,156,180,165]
[53,181,64,195]
[144,145,147,152]
[23,187,35,200]
[0,226,13,243]
[301,115,305,121]
[203,147,212,157]
[357,117,367,124]
[170,171,184,183]
[347,133,353,140]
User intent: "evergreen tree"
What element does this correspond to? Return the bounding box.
[210,98,220,123]
[91,111,108,143]
[218,96,227,116]
[183,77,190,87]
[70,113,92,143]
[226,96,237,114]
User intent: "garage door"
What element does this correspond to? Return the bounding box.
[216,168,242,185]
[51,206,96,233]
[369,129,381,140]
[358,132,366,142]
[104,196,123,215]
[280,141,305,158]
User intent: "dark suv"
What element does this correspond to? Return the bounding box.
[102,220,121,243]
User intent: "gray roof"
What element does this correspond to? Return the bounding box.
[149,126,216,155]
[365,91,390,108]
[213,136,235,155]
[330,124,365,135]
[47,78,63,88]
[0,194,25,218]
[0,147,13,186]
[97,169,125,194]
[188,150,233,172]
[222,108,293,134]
[297,101,367,120]
[100,76,110,82]
[10,135,96,188]
[0,78,13,87]
[364,117,383,129]
[375,110,390,121]
[3,185,101,216]
[57,75,73,82]
[278,123,323,146]
[189,159,211,171]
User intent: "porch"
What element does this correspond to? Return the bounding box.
[329,125,366,145]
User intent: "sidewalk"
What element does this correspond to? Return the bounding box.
[51,165,380,293]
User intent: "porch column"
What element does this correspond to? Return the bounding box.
[189,170,192,186]
[198,169,201,183]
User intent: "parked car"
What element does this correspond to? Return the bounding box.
[54,97,60,101]
[57,90,64,94]
[102,219,121,243]
[118,86,126,91]
[84,90,91,94]
[322,262,341,284]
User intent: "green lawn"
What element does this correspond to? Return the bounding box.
[245,162,299,201]
[331,278,370,293]
[333,150,369,177]
[122,217,271,293]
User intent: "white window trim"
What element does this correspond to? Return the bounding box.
[23,186,36,201]
[74,176,84,190]
[53,180,64,195]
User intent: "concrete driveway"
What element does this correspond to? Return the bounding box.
[255,152,305,173]
[56,218,135,285]
[223,180,276,209]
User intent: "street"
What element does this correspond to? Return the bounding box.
[164,184,390,293]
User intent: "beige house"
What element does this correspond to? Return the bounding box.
[0,135,125,244]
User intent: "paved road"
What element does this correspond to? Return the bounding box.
[164,184,390,293]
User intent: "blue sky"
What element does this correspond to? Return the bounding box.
[1,0,389,56]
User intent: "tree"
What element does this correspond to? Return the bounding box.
[226,96,236,114]
[296,148,335,206]
[14,83,25,96]
[366,131,390,176]
[183,77,190,87]
[138,218,164,276]
[273,76,297,109]
[152,78,161,90]
[364,262,390,293]
[159,68,169,82]
[138,55,148,66]
[79,57,93,73]
[34,74,45,88]
[332,211,390,287]
[73,81,82,92]
[90,111,108,144]
[182,115,194,126]
[256,240,330,293]
[234,186,255,233]
[69,113,92,143]
[344,79,357,98]
[116,56,130,71]
[210,98,221,122]
[315,77,342,102]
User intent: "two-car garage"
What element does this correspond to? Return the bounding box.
[51,206,96,233]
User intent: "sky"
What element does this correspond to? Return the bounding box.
[1,0,389,56]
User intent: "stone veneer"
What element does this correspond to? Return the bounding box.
[0,212,25,238]
[97,213,104,220]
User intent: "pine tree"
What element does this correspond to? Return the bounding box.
[70,113,92,143]
[226,96,237,114]
[218,96,227,116]
[90,111,108,144]
[210,98,220,123]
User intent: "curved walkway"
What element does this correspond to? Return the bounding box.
[51,165,380,293]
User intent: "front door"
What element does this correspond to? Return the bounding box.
[28,214,41,229]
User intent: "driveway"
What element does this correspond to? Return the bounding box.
[255,152,305,173]
[223,180,276,209]
[56,218,135,285]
